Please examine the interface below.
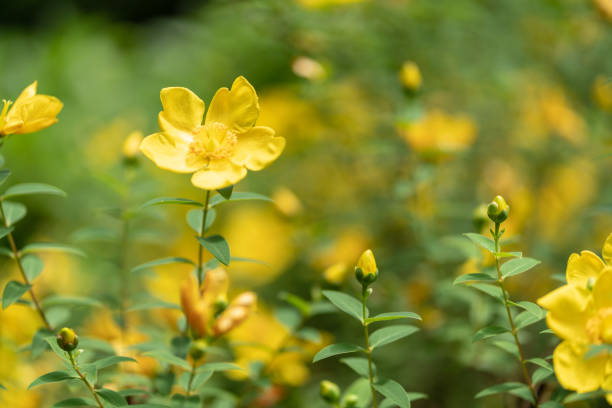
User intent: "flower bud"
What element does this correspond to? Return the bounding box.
[487,195,509,224]
[399,61,422,92]
[212,292,256,336]
[189,339,208,361]
[320,380,340,404]
[56,327,79,352]
[122,131,144,160]
[344,394,359,407]
[472,203,489,232]
[355,249,378,286]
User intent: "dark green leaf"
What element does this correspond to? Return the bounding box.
[140,197,202,210]
[2,280,30,309]
[322,290,366,322]
[532,367,553,385]
[470,283,504,301]
[197,235,230,266]
[366,312,422,325]
[209,192,272,208]
[475,382,534,403]
[369,325,419,350]
[492,340,519,358]
[131,257,194,273]
[217,185,233,200]
[21,243,85,257]
[340,357,374,378]
[313,343,362,362]
[28,371,76,389]
[500,257,540,279]
[373,379,412,408]
[3,183,66,199]
[96,388,127,406]
[0,169,11,185]
[472,326,509,342]
[463,233,495,253]
[539,402,565,408]
[453,273,497,285]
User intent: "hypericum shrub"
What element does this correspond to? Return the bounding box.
[314,249,425,408]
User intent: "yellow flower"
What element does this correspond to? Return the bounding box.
[356,249,377,277]
[122,130,144,159]
[0,81,63,137]
[594,0,612,20]
[140,76,285,190]
[323,262,349,285]
[399,61,422,91]
[537,233,612,397]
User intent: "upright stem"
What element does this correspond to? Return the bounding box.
[0,200,51,330]
[68,351,104,408]
[361,288,378,408]
[118,217,130,331]
[186,360,197,397]
[197,190,211,285]
[493,223,538,407]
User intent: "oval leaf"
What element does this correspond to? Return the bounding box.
[2,280,31,309]
[463,233,495,253]
[313,343,362,362]
[21,243,85,257]
[3,183,66,199]
[28,371,76,389]
[322,290,366,322]
[197,235,230,266]
[369,325,419,350]
[2,201,27,226]
[140,197,202,210]
[131,257,194,273]
[500,257,540,279]
[366,312,422,325]
[209,192,272,208]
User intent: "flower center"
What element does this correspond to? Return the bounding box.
[586,307,612,344]
[188,122,237,162]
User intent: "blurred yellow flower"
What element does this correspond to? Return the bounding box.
[538,233,612,400]
[399,61,422,91]
[292,57,327,81]
[594,0,612,20]
[122,130,144,159]
[272,187,303,217]
[0,81,63,137]
[399,109,477,160]
[323,262,349,285]
[592,75,612,112]
[140,76,285,190]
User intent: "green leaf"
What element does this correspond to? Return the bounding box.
[340,357,374,378]
[3,183,66,199]
[564,390,608,403]
[313,343,362,362]
[131,257,194,273]
[0,169,11,185]
[472,326,509,342]
[2,280,31,309]
[322,290,366,322]
[294,327,321,343]
[31,328,54,358]
[539,402,565,408]
[22,254,44,281]
[197,235,230,266]
[143,350,191,370]
[41,295,103,308]
[365,312,422,325]
[525,358,552,371]
[197,362,242,373]
[495,251,522,258]
[186,208,216,234]
[2,201,26,226]
[492,340,519,358]
[0,226,13,240]
[510,301,544,317]
[500,257,540,279]
[140,197,202,210]
[28,371,77,389]
[0,383,5,390]
[279,292,311,316]
[191,371,214,391]
[475,382,534,403]
[532,367,553,385]
[373,379,412,408]
[209,192,272,208]
[51,397,98,407]
[453,273,497,285]
[341,378,372,408]
[94,355,137,370]
[96,388,127,406]
[470,283,504,301]
[21,243,85,257]
[217,185,234,200]
[463,233,495,253]
[0,247,13,258]
[369,325,419,350]
[514,310,545,330]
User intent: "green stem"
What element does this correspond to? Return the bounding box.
[197,190,211,285]
[492,223,538,407]
[118,217,130,331]
[186,359,197,397]
[68,351,104,408]
[361,287,378,408]
[0,199,52,330]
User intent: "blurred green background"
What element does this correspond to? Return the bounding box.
[1,0,611,407]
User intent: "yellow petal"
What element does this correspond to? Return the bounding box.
[553,341,607,393]
[140,132,200,173]
[566,250,606,287]
[201,266,230,311]
[5,95,63,135]
[158,87,205,135]
[205,76,259,133]
[593,269,612,310]
[538,284,593,342]
[10,81,38,111]
[191,159,247,190]
[231,126,285,171]
[603,232,612,265]
[180,275,207,338]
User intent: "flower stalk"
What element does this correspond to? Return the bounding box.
[67,351,104,408]
[361,285,378,408]
[197,189,211,285]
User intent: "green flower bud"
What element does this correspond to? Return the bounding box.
[189,339,208,361]
[344,394,359,408]
[355,249,379,286]
[56,327,79,352]
[472,203,489,232]
[487,195,510,224]
[320,380,340,404]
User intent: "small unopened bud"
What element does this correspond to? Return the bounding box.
[57,327,79,352]
[320,380,340,404]
[399,61,422,92]
[344,394,359,408]
[355,249,378,286]
[189,339,208,361]
[473,203,489,232]
[212,292,256,336]
[122,131,143,161]
[487,195,510,224]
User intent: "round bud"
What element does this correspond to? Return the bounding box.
[487,195,510,224]
[344,394,359,408]
[56,327,79,352]
[320,380,340,404]
[189,339,208,361]
[355,249,379,286]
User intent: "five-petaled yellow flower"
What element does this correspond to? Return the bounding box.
[538,233,612,402]
[140,76,286,190]
[0,81,63,137]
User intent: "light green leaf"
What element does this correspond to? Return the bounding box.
[525,358,552,371]
[209,192,272,208]
[373,379,412,408]
[96,388,127,406]
[539,402,565,408]
[279,292,311,316]
[31,328,54,358]
[500,257,540,279]
[532,367,553,385]
[51,397,97,407]
[198,235,230,266]
[495,251,522,258]
[585,344,612,359]
[0,169,11,185]
[366,312,422,325]
[369,325,419,350]
[564,390,607,403]
[2,280,31,309]
[21,243,85,257]
[186,208,216,234]
[322,290,366,322]
[340,357,374,378]
[453,273,496,285]
[0,226,13,240]
[313,343,362,362]
[131,257,194,273]
[472,326,509,342]
[2,201,27,226]
[28,371,77,389]
[140,197,202,210]
[341,378,371,408]
[143,350,191,370]
[41,295,103,308]
[197,362,242,373]
[3,183,66,199]
[294,327,321,343]
[463,233,495,253]
[94,356,137,370]
[492,340,519,358]
[475,382,534,403]
[22,254,44,281]
[470,283,504,301]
